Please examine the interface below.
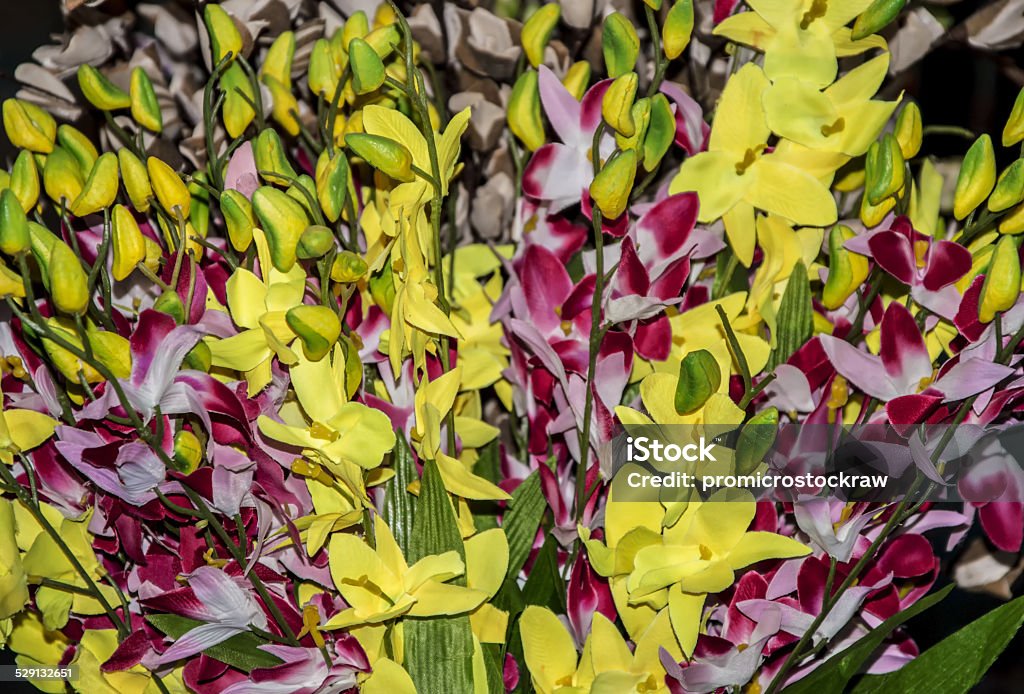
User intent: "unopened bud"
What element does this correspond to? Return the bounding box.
[220,63,257,138]
[1004,86,1024,148]
[603,72,639,137]
[286,305,342,361]
[865,133,904,206]
[3,99,56,154]
[644,94,675,171]
[0,190,30,256]
[130,68,163,133]
[508,70,545,151]
[111,204,146,281]
[852,0,908,41]
[76,65,130,111]
[172,429,203,473]
[954,134,996,220]
[589,149,637,219]
[43,148,85,205]
[203,4,242,65]
[349,37,386,95]
[10,150,39,212]
[154,290,186,324]
[118,149,152,212]
[254,128,299,187]
[252,186,309,272]
[56,124,98,173]
[822,225,870,309]
[895,102,922,159]
[562,62,591,101]
[147,157,191,217]
[220,189,255,252]
[663,0,695,60]
[988,159,1024,213]
[70,152,119,217]
[522,4,561,68]
[49,240,89,315]
[345,133,415,182]
[316,153,350,223]
[979,235,1022,323]
[297,225,335,260]
[602,13,639,79]
[331,250,368,283]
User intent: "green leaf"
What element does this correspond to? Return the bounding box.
[522,535,566,613]
[852,0,907,41]
[735,407,778,474]
[381,432,417,556]
[145,614,282,673]
[850,592,1024,694]
[675,349,721,415]
[768,260,812,370]
[502,471,545,584]
[404,458,475,694]
[783,584,954,694]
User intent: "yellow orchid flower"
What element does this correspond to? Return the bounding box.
[746,215,823,339]
[714,0,887,89]
[323,516,506,629]
[447,244,512,392]
[763,53,901,156]
[207,229,306,395]
[668,64,837,266]
[0,396,57,465]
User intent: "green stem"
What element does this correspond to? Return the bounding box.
[644,5,669,98]
[715,304,752,395]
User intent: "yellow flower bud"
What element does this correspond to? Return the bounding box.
[263,75,301,137]
[41,317,101,383]
[859,190,896,228]
[664,0,695,60]
[522,3,561,68]
[979,235,1021,322]
[562,62,591,101]
[147,157,190,217]
[316,153,350,223]
[203,4,243,65]
[309,39,340,100]
[345,133,415,182]
[252,186,309,271]
[616,97,651,153]
[110,204,146,281]
[183,341,212,372]
[286,305,342,361]
[70,152,119,217]
[988,160,1024,213]
[3,99,56,153]
[189,173,211,239]
[895,102,922,159]
[76,65,130,111]
[369,263,395,313]
[603,72,639,137]
[373,2,398,28]
[349,37,386,95]
[49,239,90,315]
[172,429,203,473]
[130,68,163,133]
[954,134,996,220]
[1000,201,1024,235]
[508,70,545,151]
[603,13,639,79]
[0,189,30,256]
[363,25,400,60]
[644,94,675,171]
[220,62,257,139]
[331,251,368,283]
[10,150,39,212]
[342,10,370,45]
[0,261,25,300]
[56,124,98,173]
[1004,86,1024,148]
[590,149,637,219]
[220,189,255,252]
[43,148,85,205]
[822,225,870,309]
[118,149,152,212]
[260,31,295,88]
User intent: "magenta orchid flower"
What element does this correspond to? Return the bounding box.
[221,640,369,694]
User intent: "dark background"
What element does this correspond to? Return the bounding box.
[0,0,1021,691]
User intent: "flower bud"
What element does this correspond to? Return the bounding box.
[220,189,255,252]
[644,0,664,9]
[76,65,130,111]
[859,190,896,228]
[220,63,257,138]
[56,124,98,173]
[562,62,591,101]
[111,204,146,281]
[822,225,869,309]
[0,262,25,299]
[3,99,56,153]
[674,348,721,414]
[349,37,386,95]
[43,148,85,205]
[183,341,212,373]
[663,0,695,60]
[316,153,350,223]
[343,10,370,45]
[172,429,203,473]
[508,70,545,151]
[286,305,342,361]
[0,190,30,256]
[369,263,395,313]
[260,31,295,88]
[87,325,132,379]
[602,13,639,79]
[522,4,561,68]
[1004,86,1024,148]
[954,134,996,220]
[895,102,922,159]
[345,133,415,182]
[130,68,163,133]
[297,225,335,260]
[287,175,318,220]
[1000,201,1024,235]
[49,240,89,315]
[979,235,1021,323]
[616,97,651,153]
[988,159,1024,213]
[203,4,242,65]
[331,250,368,283]
[41,317,103,383]
[852,0,908,41]
[865,133,904,206]
[644,94,675,171]
[255,128,299,186]
[189,173,211,238]
[263,75,301,137]
[252,186,309,271]
[147,157,190,217]
[10,150,39,212]
[154,289,187,324]
[590,149,637,219]
[603,72,639,137]
[363,25,400,60]
[70,152,119,217]
[118,149,152,212]
[309,39,340,100]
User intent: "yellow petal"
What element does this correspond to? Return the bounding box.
[465,528,509,596]
[207,330,271,372]
[4,410,57,452]
[362,658,416,694]
[747,157,838,226]
[709,63,770,153]
[727,530,810,569]
[669,151,750,222]
[434,452,511,501]
[668,585,704,658]
[520,606,579,694]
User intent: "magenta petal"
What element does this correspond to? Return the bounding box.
[818,335,898,401]
[867,230,915,285]
[614,238,650,297]
[885,394,943,436]
[933,357,1013,401]
[922,240,972,291]
[634,316,672,361]
[879,302,931,391]
[520,245,572,333]
[579,79,613,137]
[954,276,987,342]
[130,310,179,387]
[537,65,582,146]
[635,192,699,267]
[521,143,589,211]
[979,502,1024,552]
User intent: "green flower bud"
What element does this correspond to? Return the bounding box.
[220,189,255,252]
[56,124,98,173]
[188,173,211,238]
[316,153,350,223]
[309,39,340,100]
[562,61,591,101]
[1000,201,1024,235]
[41,317,103,383]
[331,250,368,283]
[954,134,996,220]
[297,225,335,260]
[220,62,256,139]
[822,225,870,310]
[852,0,908,41]
[616,97,651,152]
[865,133,904,206]
[43,148,85,205]
[118,149,152,212]
[287,175,319,220]
[349,37,386,95]
[895,102,922,159]
[345,133,415,182]
[110,204,145,281]
[663,0,694,60]
[674,348,721,415]
[643,94,675,171]
[70,152,119,217]
[603,72,639,137]
[76,65,130,111]
[48,240,89,315]
[363,25,400,60]
[602,13,639,79]
[645,0,664,9]
[589,149,637,219]
[369,262,396,313]
[522,3,561,68]
[1004,86,1024,148]
[10,150,39,212]
[979,235,1021,323]
[203,4,243,65]
[508,69,545,151]
[989,160,1024,213]
[3,99,56,153]
[343,11,370,45]
[0,190,30,256]
[252,186,309,271]
[130,68,163,133]
[254,128,299,187]
[154,289,186,324]
[286,305,342,361]
[183,341,212,373]
[172,429,203,473]
[0,261,25,300]
[147,157,190,217]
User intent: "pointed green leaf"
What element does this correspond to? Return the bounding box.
[381,433,418,556]
[675,349,721,415]
[768,260,812,370]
